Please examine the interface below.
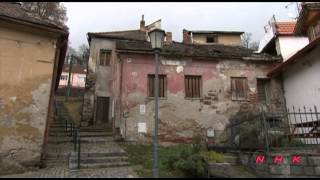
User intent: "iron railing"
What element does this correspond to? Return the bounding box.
[54,100,81,169]
[225,105,320,153]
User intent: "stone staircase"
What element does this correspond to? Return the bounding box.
[43,99,130,170]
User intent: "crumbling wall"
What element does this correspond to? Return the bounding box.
[82,38,116,126]
[0,25,57,174]
[118,54,284,144]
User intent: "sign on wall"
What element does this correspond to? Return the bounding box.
[140,104,145,114]
[138,122,146,133]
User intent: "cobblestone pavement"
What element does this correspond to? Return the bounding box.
[0,166,137,178]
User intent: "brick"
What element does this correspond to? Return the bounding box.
[290,166,304,176]
[315,166,320,176]
[308,156,320,166]
[304,166,315,176]
[269,165,290,175]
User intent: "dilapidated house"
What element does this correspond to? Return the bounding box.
[82,16,285,144]
[0,2,68,174]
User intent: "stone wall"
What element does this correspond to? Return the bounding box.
[239,151,320,177]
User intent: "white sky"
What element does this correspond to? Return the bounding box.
[63,2,298,49]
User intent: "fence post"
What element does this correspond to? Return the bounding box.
[261,108,270,154]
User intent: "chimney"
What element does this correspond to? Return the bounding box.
[140,15,146,31]
[166,32,172,42]
[183,29,191,44]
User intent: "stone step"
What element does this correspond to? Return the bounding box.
[69,156,128,164]
[47,137,115,144]
[78,162,130,169]
[223,155,239,165]
[45,153,70,159]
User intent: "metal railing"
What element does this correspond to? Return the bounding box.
[225,105,320,153]
[54,100,81,169]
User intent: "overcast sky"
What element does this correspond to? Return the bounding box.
[63,2,298,49]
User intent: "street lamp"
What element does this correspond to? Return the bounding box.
[148,28,165,178]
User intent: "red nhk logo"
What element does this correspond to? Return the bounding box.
[255,155,302,165]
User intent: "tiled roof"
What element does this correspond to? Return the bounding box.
[0,2,68,31]
[275,22,296,35]
[116,40,281,61]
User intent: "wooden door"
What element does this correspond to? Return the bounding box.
[96,97,109,124]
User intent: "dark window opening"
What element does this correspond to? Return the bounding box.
[257,78,270,103]
[231,77,248,101]
[148,75,167,98]
[99,50,111,66]
[185,75,201,98]
[206,36,217,43]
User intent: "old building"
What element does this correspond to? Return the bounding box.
[0,2,68,174]
[258,16,309,61]
[59,64,87,89]
[182,29,243,46]
[268,2,320,109]
[82,16,285,144]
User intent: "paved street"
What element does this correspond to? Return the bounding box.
[0,166,137,178]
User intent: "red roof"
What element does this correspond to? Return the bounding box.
[275,22,296,35]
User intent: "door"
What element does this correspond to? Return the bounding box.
[95,96,110,124]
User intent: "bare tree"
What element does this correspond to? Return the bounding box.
[249,41,260,51]
[21,2,67,26]
[241,32,252,48]
[78,44,89,58]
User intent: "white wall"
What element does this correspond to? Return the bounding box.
[278,36,309,61]
[283,46,320,109]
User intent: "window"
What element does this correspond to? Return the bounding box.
[99,50,111,66]
[185,75,201,98]
[257,78,270,103]
[148,75,167,98]
[60,75,68,80]
[206,35,217,43]
[231,77,248,101]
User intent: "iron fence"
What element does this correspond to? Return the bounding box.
[224,105,320,153]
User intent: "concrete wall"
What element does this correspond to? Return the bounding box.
[0,23,59,174]
[276,36,309,61]
[192,34,242,46]
[282,46,320,109]
[116,53,283,144]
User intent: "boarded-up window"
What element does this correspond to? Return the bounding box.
[185,75,201,98]
[231,77,248,101]
[148,75,167,97]
[99,50,111,66]
[257,78,270,103]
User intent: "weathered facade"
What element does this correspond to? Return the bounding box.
[82,16,285,144]
[0,2,68,174]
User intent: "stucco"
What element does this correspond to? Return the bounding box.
[192,34,242,46]
[277,36,309,61]
[0,24,58,174]
[282,46,320,109]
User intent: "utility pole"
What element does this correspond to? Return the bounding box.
[153,49,160,178]
[66,54,73,101]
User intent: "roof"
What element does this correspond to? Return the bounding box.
[62,64,87,74]
[0,2,68,32]
[267,36,320,77]
[295,2,320,35]
[275,22,296,35]
[116,40,281,61]
[187,30,244,35]
[88,29,147,42]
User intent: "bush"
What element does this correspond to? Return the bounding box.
[200,151,224,163]
[174,154,208,177]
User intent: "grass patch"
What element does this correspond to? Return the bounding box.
[120,144,188,178]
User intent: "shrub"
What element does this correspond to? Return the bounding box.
[174,154,208,177]
[200,151,224,163]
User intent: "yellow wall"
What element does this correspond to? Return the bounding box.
[192,34,242,46]
[0,21,59,175]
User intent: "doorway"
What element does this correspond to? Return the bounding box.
[95,96,110,125]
